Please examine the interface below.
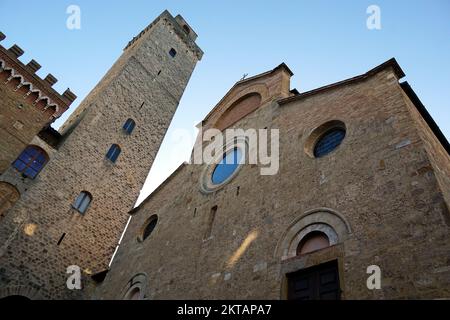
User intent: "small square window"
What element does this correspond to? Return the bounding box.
[169,48,177,58]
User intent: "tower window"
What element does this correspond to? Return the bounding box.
[182,25,190,35]
[169,48,177,58]
[12,145,49,179]
[73,191,92,214]
[123,118,136,135]
[313,128,346,158]
[106,144,121,163]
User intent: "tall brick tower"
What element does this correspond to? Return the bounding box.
[0,10,202,299]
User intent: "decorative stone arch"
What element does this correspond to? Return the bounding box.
[206,82,270,129]
[0,182,20,221]
[10,73,25,85]
[0,285,44,300]
[120,273,148,300]
[275,207,352,260]
[46,103,59,116]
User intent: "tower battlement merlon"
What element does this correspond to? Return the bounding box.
[124,10,203,60]
[0,31,76,119]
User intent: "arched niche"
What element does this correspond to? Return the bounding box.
[214,92,262,130]
[275,208,352,260]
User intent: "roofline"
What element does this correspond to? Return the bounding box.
[201,62,294,124]
[129,162,188,215]
[130,58,449,217]
[400,81,450,156]
[278,58,405,105]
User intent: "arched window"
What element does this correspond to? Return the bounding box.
[106,144,121,163]
[123,118,135,135]
[12,145,48,179]
[297,231,330,256]
[73,191,92,214]
[182,25,190,35]
[313,128,346,158]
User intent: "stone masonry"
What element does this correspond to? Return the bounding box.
[94,58,450,299]
[0,11,202,299]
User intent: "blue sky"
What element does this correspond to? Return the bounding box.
[1,0,449,205]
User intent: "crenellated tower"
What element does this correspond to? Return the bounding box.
[0,32,76,174]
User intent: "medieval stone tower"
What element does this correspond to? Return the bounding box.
[0,10,202,299]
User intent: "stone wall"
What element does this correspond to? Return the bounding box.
[95,64,450,299]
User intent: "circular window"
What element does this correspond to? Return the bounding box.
[211,147,242,185]
[314,128,346,158]
[200,138,246,193]
[304,120,346,158]
[139,215,158,242]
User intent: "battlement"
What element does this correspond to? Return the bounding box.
[0,31,76,120]
[124,10,203,60]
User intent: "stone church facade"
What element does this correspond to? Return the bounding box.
[1,10,450,300]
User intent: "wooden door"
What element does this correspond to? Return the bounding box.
[287,260,341,300]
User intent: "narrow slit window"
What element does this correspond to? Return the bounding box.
[204,206,217,239]
[57,233,66,246]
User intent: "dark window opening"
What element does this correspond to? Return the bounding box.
[193,207,197,217]
[169,48,177,58]
[57,233,66,246]
[236,186,240,196]
[106,144,121,163]
[142,216,158,241]
[73,191,92,214]
[157,70,161,76]
[182,25,190,35]
[313,128,346,158]
[12,145,49,179]
[123,118,136,135]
